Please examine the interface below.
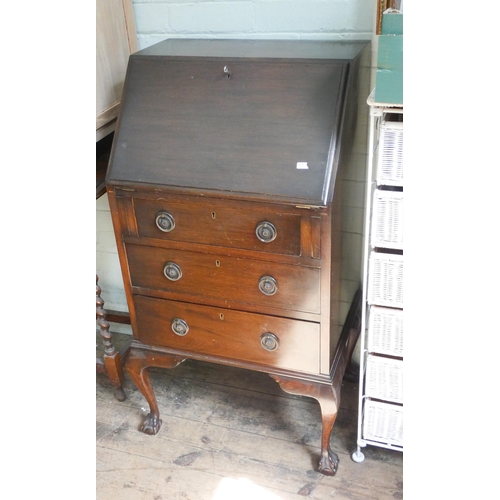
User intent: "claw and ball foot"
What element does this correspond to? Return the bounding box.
[319,447,340,476]
[114,386,127,402]
[125,346,186,434]
[271,374,341,476]
[141,412,162,435]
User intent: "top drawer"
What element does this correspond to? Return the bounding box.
[132,197,303,256]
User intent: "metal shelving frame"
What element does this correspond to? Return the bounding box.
[352,91,403,463]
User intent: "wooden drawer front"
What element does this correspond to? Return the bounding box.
[133,198,301,256]
[133,295,320,374]
[126,244,320,314]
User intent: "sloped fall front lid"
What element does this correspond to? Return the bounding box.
[106,39,366,206]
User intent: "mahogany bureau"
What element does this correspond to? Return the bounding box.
[106,39,367,475]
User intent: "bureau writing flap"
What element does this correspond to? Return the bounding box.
[107,39,366,206]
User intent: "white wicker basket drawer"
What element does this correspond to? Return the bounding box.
[376,120,403,187]
[367,252,403,308]
[371,190,403,250]
[365,354,403,403]
[363,399,403,446]
[368,306,403,357]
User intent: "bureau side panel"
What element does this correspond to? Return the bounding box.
[329,179,343,366]
[316,189,343,374]
[106,187,139,334]
[326,53,363,370]
[318,206,333,375]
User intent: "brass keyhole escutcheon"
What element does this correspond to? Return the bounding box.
[155,211,175,232]
[211,212,216,219]
[216,260,221,267]
[260,332,279,351]
[219,313,224,320]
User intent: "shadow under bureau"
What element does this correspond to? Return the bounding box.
[106,39,367,475]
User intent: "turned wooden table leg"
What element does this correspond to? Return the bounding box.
[126,346,186,435]
[270,375,340,476]
[96,275,127,402]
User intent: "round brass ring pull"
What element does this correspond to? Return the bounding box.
[155,211,175,232]
[255,221,277,243]
[260,332,279,351]
[258,276,278,296]
[164,262,182,281]
[172,318,189,336]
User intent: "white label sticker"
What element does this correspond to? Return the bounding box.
[296,162,309,169]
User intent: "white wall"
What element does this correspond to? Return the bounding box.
[132,0,373,49]
[96,0,377,336]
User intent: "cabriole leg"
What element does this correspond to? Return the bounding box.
[316,386,340,475]
[271,375,340,476]
[126,346,186,435]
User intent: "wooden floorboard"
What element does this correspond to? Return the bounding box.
[97,357,403,500]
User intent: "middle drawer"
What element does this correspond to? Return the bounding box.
[126,243,321,314]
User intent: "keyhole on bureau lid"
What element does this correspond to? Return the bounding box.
[219,313,224,320]
[211,212,216,219]
[215,260,221,267]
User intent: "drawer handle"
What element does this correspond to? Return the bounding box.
[260,332,279,351]
[255,221,277,243]
[155,211,175,232]
[164,262,182,281]
[172,318,189,336]
[258,276,278,296]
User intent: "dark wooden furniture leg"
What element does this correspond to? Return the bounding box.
[271,375,340,475]
[96,275,127,401]
[272,289,362,476]
[124,290,362,475]
[126,345,186,435]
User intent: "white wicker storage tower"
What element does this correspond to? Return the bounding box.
[352,91,403,463]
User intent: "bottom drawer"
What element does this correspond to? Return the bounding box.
[133,295,320,374]
[363,399,403,447]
